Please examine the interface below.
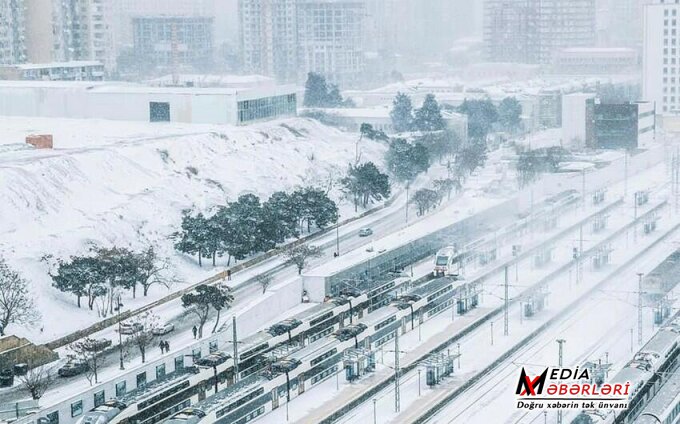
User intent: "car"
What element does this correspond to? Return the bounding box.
[83,338,112,352]
[152,323,175,336]
[58,359,89,377]
[118,322,143,335]
[358,227,373,237]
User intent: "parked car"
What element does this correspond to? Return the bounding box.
[358,227,373,237]
[118,322,143,335]
[58,358,89,377]
[83,338,112,352]
[152,323,175,336]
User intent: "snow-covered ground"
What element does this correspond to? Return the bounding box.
[0,116,387,341]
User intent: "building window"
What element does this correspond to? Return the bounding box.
[156,363,166,380]
[71,400,83,417]
[175,356,184,372]
[136,372,147,388]
[149,102,170,122]
[209,340,218,353]
[94,390,105,407]
[192,348,201,360]
[46,411,59,424]
[115,381,126,397]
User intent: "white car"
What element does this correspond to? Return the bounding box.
[359,227,373,237]
[152,323,175,336]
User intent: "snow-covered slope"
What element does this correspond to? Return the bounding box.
[0,116,387,340]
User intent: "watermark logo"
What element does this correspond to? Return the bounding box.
[515,367,630,411]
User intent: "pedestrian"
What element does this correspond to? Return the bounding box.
[159,340,165,354]
[164,340,170,352]
[192,325,198,339]
[227,269,232,281]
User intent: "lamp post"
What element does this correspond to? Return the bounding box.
[115,295,124,370]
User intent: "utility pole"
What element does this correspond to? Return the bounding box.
[624,150,629,198]
[117,295,124,370]
[394,330,401,412]
[232,316,239,382]
[581,169,586,211]
[577,226,583,285]
[457,343,461,369]
[556,339,566,424]
[504,266,509,336]
[638,273,644,345]
[336,225,340,256]
[490,321,494,345]
[405,183,410,223]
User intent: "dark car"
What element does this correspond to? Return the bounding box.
[58,359,89,377]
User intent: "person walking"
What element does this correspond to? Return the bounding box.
[192,325,198,339]
[159,340,165,354]
[227,269,232,281]
[164,340,170,352]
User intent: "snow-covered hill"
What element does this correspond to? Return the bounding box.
[0,116,387,340]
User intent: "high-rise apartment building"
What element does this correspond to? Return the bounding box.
[132,16,214,72]
[239,0,366,86]
[484,0,597,64]
[296,0,366,86]
[238,0,298,83]
[0,0,26,64]
[643,0,680,115]
[20,0,115,69]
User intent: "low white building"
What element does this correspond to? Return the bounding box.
[553,48,638,75]
[0,81,298,125]
[0,61,105,81]
[562,92,596,148]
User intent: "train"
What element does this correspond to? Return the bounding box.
[159,275,474,424]
[572,316,680,424]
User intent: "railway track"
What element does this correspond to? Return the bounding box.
[314,200,669,424]
[410,220,680,423]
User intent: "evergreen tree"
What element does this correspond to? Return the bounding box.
[263,191,300,241]
[416,129,460,162]
[498,97,523,132]
[414,94,446,131]
[341,162,391,210]
[292,187,338,233]
[458,99,499,141]
[303,72,329,107]
[172,210,211,267]
[327,84,344,107]
[390,92,414,132]
[385,138,431,183]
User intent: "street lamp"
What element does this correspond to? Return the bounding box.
[115,295,124,370]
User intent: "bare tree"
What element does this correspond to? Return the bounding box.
[127,311,160,363]
[257,274,273,294]
[0,258,40,336]
[285,245,324,275]
[69,338,104,385]
[135,247,174,297]
[20,366,54,400]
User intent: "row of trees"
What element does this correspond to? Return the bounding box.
[173,188,338,267]
[50,247,170,316]
[457,97,522,142]
[303,72,354,108]
[390,93,448,133]
[516,146,569,188]
[410,178,462,217]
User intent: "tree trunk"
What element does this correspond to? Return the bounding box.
[140,346,146,363]
[212,250,217,267]
[227,255,232,266]
[198,322,204,339]
[198,253,202,267]
[212,309,221,334]
[132,284,136,299]
[76,295,81,308]
[143,284,150,296]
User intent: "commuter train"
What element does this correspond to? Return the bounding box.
[573,316,680,424]
[160,275,472,424]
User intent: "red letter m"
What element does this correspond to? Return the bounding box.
[515,368,548,396]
